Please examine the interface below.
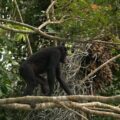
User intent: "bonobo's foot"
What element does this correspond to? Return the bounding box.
[41,85,50,96]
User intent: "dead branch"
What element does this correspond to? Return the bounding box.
[38,18,64,30]
[80,106,120,119]
[0,18,38,30]
[13,0,32,55]
[0,95,120,105]
[46,0,56,20]
[75,39,120,45]
[0,100,120,119]
[56,101,88,120]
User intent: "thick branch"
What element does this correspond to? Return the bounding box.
[0,95,120,105]
[70,102,120,113]
[0,24,34,34]
[0,18,37,30]
[1,101,120,119]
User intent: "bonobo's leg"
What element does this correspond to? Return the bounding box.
[19,62,43,95]
[47,64,56,96]
[37,75,50,95]
[24,82,35,95]
[56,65,73,95]
[47,70,55,96]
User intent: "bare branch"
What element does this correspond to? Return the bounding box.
[0,18,64,40]
[56,101,88,120]
[0,95,120,105]
[13,0,33,55]
[46,0,56,20]
[1,100,120,119]
[75,38,120,45]
[0,18,37,30]
[0,24,34,34]
[80,106,120,119]
[38,18,64,30]
[38,29,65,40]
[90,103,120,113]
[1,103,31,110]
[13,0,23,22]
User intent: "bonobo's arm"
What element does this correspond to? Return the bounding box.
[47,53,60,95]
[56,65,73,95]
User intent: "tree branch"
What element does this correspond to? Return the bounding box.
[38,18,64,30]
[46,0,56,20]
[0,18,65,40]
[0,18,37,31]
[0,24,34,34]
[0,99,120,119]
[75,39,120,45]
[80,106,120,119]
[13,0,33,55]
[0,95,120,105]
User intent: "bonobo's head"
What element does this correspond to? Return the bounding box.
[58,45,67,63]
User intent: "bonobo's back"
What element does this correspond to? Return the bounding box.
[27,47,61,63]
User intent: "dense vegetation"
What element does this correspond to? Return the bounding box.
[0,0,120,120]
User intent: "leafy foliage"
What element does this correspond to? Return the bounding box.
[0,0,120,119]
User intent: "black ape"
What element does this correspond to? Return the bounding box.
[19,46,72,96]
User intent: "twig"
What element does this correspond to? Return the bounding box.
[46,0,56,20]
[75,39,120,45]
[13,0,23,22]
[56,101,88,120]
[50,0,56,20]
[38,18,64,30]
[13,0,32,55]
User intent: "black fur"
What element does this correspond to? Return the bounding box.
[19,46,72,96]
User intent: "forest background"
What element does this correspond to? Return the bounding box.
[0,0,120,120]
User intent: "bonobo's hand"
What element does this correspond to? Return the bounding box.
[41,84,50,96]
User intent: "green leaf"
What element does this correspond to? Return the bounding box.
[46,26,55,33]
[0,85,8,94]
[14,33,26,41]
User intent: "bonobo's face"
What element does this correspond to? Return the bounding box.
[59,46,67,63]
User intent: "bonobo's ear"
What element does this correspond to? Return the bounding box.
[60,42,65,47]
[58,42,67,54]
[60,42,69,49]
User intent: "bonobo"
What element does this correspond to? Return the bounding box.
[19,45,72,96]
